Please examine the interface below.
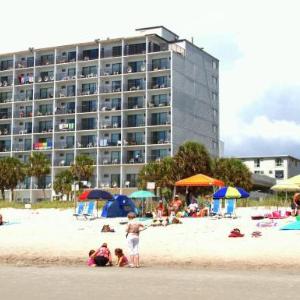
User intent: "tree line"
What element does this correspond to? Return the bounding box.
[137,141,252,194]
[0,153,94,201]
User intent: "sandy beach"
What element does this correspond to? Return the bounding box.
[1,207,300,269]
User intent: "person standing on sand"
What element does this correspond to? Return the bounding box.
[0,214,3,225]
[126,212,145,268]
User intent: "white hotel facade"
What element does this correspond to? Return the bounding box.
[0,26,219,201]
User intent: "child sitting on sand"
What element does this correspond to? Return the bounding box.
[87,250,96,267]
[115,248,129,267]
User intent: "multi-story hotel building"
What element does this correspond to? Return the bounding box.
[0,26,219,201]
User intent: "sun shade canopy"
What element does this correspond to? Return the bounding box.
[175,174,224,187]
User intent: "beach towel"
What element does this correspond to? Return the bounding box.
[280,221,300,230]
[257,221,278,227]
[0,221,20,226]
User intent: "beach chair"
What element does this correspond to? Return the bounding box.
[211,199,222,216]
[224,199,236,218]
[83,201,96,220]
[73,202,85,218]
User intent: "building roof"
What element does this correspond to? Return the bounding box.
[135,26,179,39]
[237,155,300,161]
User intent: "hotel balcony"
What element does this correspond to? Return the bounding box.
[13,127,32,135]
[15,74,34,85]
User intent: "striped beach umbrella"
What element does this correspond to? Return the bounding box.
[213,186,249,199]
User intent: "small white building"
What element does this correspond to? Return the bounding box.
[238,155,300,184]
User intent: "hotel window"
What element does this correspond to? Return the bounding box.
[275,158,283,166]
[254,159,260,167]
[212,60,218,69]
[275,170,284,179]
[212,76,218,86]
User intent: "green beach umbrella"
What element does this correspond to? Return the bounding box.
[129,190,155,198]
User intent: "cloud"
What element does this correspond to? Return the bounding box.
[225,116,300,157]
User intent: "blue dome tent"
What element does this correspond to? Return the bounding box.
[101,195,137,218]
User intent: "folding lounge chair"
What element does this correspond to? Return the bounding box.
[211,199,221,216]
[83,201,96,220]
[73,202,85,218]
[224,199,236,218]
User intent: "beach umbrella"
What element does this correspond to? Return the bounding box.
[175,174,224,187]
[87,189,113,200]
[286,175,300,186]
[129,190,155,198]
[78,190,91,201]
[271,182,300,204]
[129,190,156,216]
[213,187,249,199]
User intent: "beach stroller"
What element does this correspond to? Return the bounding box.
[224,199,236,218]
[211,199,222,216]
[73,202,85,218]
[83,201,96,220]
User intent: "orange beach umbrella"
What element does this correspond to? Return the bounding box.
[175,174,224,187]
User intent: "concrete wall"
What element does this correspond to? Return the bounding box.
[171,42,219,156]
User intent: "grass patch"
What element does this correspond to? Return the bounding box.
[0,200,105,210]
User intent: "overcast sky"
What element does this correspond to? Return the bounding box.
[1,0,299,157]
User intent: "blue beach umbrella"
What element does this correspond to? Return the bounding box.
[87,189,113,200]
[213,187,249,199]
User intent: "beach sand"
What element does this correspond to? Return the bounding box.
[0,207,300,269]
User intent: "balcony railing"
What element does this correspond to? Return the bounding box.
[101,158,120,165]
[0,112,12,119]
[54,159,73,167]
[35,110,53,117]
[124,156,145,164]
[13,127,32,135]
[55,107,75,115]
[101,69,122,76]
[100,87,121,94]
[14,94,33,102]
[36,75,55,83]
[56,123,75,131]
[78,73,98,79]
[148,101,170,108]
[149,81,170,89]
[150,119,171,126]
[55,142,74,149]
[35,58,54,66]
[124,121,145,128]
[149,137,171,144]
[123,139,145,146]
[124,84,145,92]
[35,93,54,100]
[15,110,33,118]
[76,142,97,148]
[56,73,76,81]
[0,128,10,135]
[56,90,75,98]
[0,80,13,87]
[100,122,121,129]
[99,139,121,147]
[34,127,53,134]
[13,144,32,151]
[0,98,13,103]
[15,61,34,69]
[78,89,98,96]
[100,105,121,111]
[56,56,76,64]
[0,146,11,152]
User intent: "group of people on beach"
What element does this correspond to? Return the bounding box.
[88,212,145,268]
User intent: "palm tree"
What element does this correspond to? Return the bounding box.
[0,158,9,200]
[27,153,51,201]
[1,157,26,201]
[173,141,213,179]
[213,158,252,191]
[70,154,94,184]
[53,170,74,201]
